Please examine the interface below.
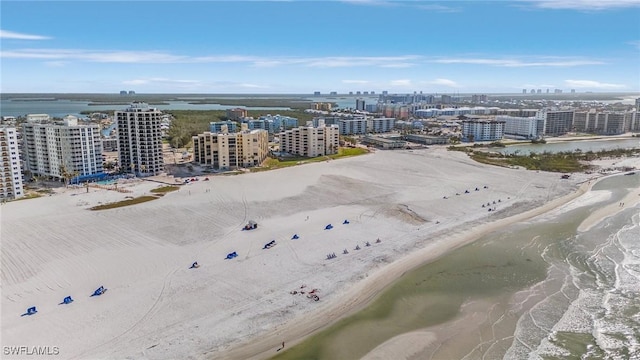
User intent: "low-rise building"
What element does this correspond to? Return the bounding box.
[404,134,449,145]
[361,135,406,149]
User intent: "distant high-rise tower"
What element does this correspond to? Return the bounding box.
[523,89,527,94]
[355,98,366,111]
[116,102,164,176]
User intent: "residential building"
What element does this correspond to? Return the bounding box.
[22,115,103,182]
[115,102,164,176]
[537,109,574,136]
[210,120,238,133]
[313,102,333,111]
[0,126,24,200]
[573,111,633,135]
[355,99,366,111]
[26,114,50,123]
[461,119,505,142]
[367,117,396,133]
[226,108,248,121]
[338,118,367,135]
[361,135,406,149]
[280,125,340,157]
[102,138,118,151]
[404,134,449,145]
[192,128,268,170]
[497,115,539,139]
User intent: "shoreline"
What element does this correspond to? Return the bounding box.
[221,178,594,360]
[2,148,637,360]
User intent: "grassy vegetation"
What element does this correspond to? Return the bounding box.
[149,186,180,194]
[89,196,159,210]
[250,147,369,172]
[452,147,640,173]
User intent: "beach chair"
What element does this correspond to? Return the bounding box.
[292,234,299,240]
[61,296,74,305]
[24,306,38,316]
[343,220,349,224]
[190,262,200,269]
[325,224,333,230]
[91,286,106,297]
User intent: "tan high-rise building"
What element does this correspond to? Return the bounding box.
[280,125,339,157]
[192,129,268,170]
[115,102,164,176]
[0,126,24,200]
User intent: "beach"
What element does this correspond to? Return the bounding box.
[1,147,635,360]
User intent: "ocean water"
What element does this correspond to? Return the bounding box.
[273,173,640,360]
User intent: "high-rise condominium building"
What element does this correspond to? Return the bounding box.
[192,128,269,170]
[116,102,164,176]
[280,125,340,157]
[536,109,574,136]
[0,127,24,200]
[22,116,103,182]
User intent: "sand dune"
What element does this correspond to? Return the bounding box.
[1,148,592,359]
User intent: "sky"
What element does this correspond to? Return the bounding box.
[1,0,640,94]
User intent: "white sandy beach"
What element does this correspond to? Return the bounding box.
[1,147,636,360]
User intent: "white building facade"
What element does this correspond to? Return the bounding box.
[461,120,505,142]
[192,129,269,170]
[22,116,103,182]
[0,127,24,200]
[116,102,164,176]
[280,125,340,157]
[497,115,539,139]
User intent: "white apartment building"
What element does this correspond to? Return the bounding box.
[338,118,367,135]
[280,125,340,157]
[192,129,269,170]
[496,115,539,139]
[22,116,103,182]
[116,102,164,176]
[0,127,24,200]
[367,117,396,133]
[461,119,505,142]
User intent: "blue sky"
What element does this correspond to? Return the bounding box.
[1,0,639,94]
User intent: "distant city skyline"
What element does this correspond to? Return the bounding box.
[1,0,639,94]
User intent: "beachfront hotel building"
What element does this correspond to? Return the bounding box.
[192,128,268,170]
[497,115,540,139]
[22,115,103,182]
[461,119,505,142]
[115,102,164,176]
[0,126,24,200]
[280,125,340,157]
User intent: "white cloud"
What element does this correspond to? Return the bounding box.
[342,80,371,84]
[429,78,458,87]
[433,57,603,67]
[526,0,640,10]
[0,49,421,68]
[564,79,626,89]
[628,40,640,49]
[0,30,51,40]
[390,79,412,87]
